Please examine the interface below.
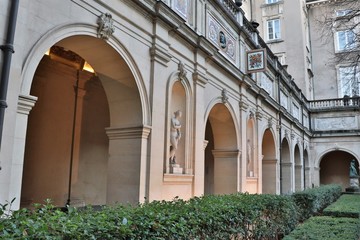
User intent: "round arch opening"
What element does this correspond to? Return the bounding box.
[21,35,144,208]
[319,150,359,190]
[261,128,277,194]
[204,103,238,195]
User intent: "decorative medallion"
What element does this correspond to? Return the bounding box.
[207,15,236,62]
[97,13,115,40]
[219,31,227,49]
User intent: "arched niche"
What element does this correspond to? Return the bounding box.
[246,118,256,177]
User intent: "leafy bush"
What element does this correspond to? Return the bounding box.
[0,193,298,239]
[292,184,342,221]
[323,194,360,218]
[283,216,360,240]
[0,200,133,239]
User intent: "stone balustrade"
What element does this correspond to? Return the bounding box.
[309,97,360,110]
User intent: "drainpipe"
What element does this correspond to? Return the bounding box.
[0,0,20,150]
[277,70,283,195]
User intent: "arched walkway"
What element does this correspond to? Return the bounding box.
[204,103,239,195]
[21,35,145,207]
[281,138,292,194]
[303,149,310,188]
[261,128,277,194]
[319,150,359,190]
[294,144,302,191]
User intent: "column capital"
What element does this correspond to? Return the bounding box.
[17,94,38,115]
[212,149,241,158]
[106,125,151,140]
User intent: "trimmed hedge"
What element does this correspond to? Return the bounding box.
[323,194,360,218]
[292,184,342,221]
[283,216,360,240]
[0,193,298,240]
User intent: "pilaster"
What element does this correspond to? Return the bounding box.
[193,71,208,197]
[105,125,151,204]
[7,95,38,210]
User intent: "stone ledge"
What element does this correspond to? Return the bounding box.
[163,174,194,183]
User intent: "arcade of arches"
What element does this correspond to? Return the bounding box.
[16,35,360,208]
[1,0,359,210]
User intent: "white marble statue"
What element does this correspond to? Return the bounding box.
[170,110,182,164]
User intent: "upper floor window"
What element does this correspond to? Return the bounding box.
[266,0,279,4]
[267,19,281,41]
[335,30,356,51]
[338,66,360,97]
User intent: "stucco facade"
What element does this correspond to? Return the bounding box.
[0,0,359,210]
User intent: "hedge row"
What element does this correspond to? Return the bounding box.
[0,185,342,239]
[0,193,298,240]
[283,216,360,240]
[292,184,342,221]
[323,194,360,218]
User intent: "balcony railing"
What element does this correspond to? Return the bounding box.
[220,0,240,17]
[309,97,360,110]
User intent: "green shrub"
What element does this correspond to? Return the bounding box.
[292,184,342,221]
[0,200,133,240]
[283,216,360,240]
[0,193,298,239]
[323,194,360,218]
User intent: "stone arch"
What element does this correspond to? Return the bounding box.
[303,148,310,188]
[316,148,360,168]
[294,144,302,191]
[261,127,277,194]
[317,149,359,190]
[281,137,292,194]
[20,23,150,124]
[204,102,240,195]
[18,24,150,208]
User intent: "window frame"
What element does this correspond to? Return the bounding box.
[266,0,279,4]
[267,19,281,41]
[335,30,356,52]
[338,66,360,98]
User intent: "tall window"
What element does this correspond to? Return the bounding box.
[267,19,281,41]
[266,0,278,3]
[336,30,356,51]
[338,66,360,97]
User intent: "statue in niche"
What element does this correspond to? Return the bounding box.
[247,139,253,176]
[350,159,359,177]
[170,110,182,164]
